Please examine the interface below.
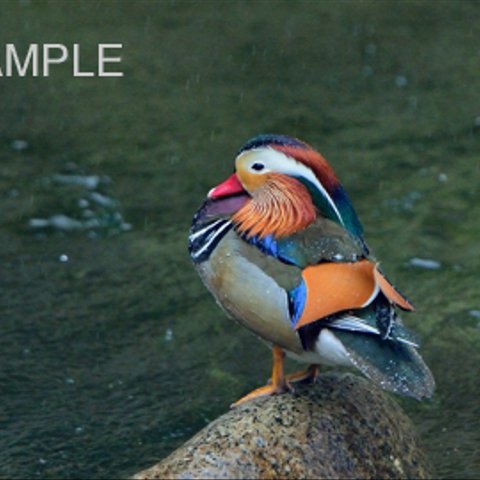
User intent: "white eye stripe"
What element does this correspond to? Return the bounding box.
[238,147,344,226]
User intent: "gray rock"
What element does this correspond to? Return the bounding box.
[133,373,432,479]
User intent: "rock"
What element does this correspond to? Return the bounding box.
[133,373,432,479]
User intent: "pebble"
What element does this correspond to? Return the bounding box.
[52,174,103,190]
[395,75,408,88]
[408,258,442,270]
[11,139,28,151]
[164,329,173,342]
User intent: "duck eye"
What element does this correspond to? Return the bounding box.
[251,162,265,172]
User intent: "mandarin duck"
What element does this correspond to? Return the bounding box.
[189,134,435,406]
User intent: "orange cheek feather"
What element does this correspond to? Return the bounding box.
[232,174,316,238]
[237,167,267,192]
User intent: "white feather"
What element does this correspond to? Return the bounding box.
[285,328,354,367]
[191,220,232,260]
[330,315,380,335]
[361,282,380,307]
[189,219,226,241]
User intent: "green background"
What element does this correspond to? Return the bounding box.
[0,0,479,478]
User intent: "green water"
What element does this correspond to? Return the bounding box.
[1,1,479,478]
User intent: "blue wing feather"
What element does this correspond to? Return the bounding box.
[241,233,306,266]
[288,280,307,328]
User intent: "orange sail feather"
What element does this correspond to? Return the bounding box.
[295,260,377,330]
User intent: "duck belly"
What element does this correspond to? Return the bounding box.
[195,232,304,355]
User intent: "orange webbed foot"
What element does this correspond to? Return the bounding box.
[286,364,320,384]
[231,345,293,408]
[231,381,292,408]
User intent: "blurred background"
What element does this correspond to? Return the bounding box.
[1,0,479,478]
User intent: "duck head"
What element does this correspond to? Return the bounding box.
[208,134,364,241]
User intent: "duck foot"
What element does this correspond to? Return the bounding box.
[231,345,292,408]
[286,364,320,384]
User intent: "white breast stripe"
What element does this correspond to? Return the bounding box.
[189,218,225,241]
[191,220,232,260]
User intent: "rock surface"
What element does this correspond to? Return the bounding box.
[133,373,432,479]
